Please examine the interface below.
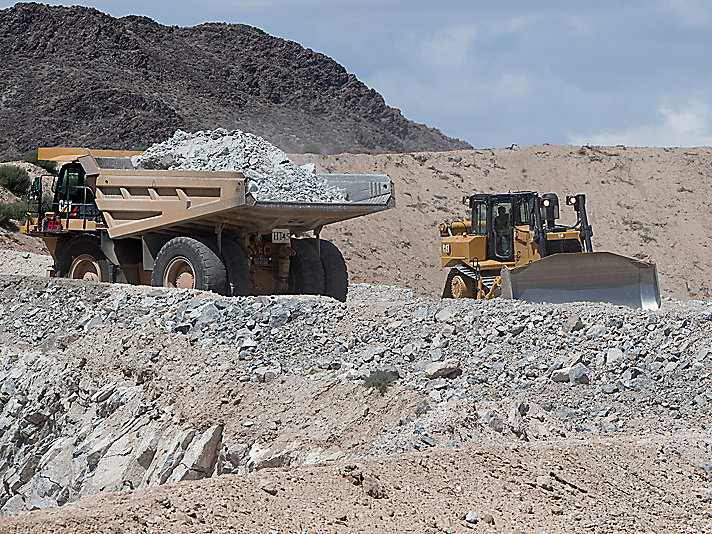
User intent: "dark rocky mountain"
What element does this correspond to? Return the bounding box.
[0,3,471,160]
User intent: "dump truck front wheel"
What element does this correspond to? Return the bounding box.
[56,234,109,282]
[152,237,227,294]
[289,238,326,295]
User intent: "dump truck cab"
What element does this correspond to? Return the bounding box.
[51,162,102,221]
[439,190,660,309]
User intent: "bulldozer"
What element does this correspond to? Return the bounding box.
[439,191,660,310]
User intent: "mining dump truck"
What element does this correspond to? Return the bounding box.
[21,148,395,302]
[439,191,660,310]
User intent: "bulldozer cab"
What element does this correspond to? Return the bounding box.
[467,192,532,262]
[52,163,102,221]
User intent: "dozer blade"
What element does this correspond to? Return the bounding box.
[500,252,661,310]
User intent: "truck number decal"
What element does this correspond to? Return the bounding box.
[442,243,451,256]
[272,229,290,244]
[44,220,61,232]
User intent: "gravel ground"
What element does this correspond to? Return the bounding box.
[0,249,51,276]
[0,275,709,527]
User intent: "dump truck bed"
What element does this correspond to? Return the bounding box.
[76,153,393,239]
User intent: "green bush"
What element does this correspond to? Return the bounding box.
[0,201,27,226]
[302,143,321,154]
[362,370,398,394]
[0,165,31,196]
[23,149,57,173]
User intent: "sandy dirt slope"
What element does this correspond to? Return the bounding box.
[293,145,712,301]
[1,145,711,300]
[0,228,48,257]
[1,433,710,533]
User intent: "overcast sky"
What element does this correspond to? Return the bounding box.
[4,1,712,148]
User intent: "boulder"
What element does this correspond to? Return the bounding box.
[424,359,460,379]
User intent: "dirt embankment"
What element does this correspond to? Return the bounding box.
[293,145,712,301]
[3,434,710,533]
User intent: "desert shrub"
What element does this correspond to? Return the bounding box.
[0,201,27,226]
[0,165,31,196]
[362,370,398,394]
[23,149,57,173]
[302,143,321,154]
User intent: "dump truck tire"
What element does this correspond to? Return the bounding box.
[221,239,251,296]
[56,234,109,282]
[304,238,348,301]
[289,238,325,295]
[151,237,227,294]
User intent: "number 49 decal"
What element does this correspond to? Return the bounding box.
[442,243,451,255]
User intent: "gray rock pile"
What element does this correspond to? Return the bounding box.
[131,129,347,203]
[0,275,710,513]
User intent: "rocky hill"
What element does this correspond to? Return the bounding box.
[0,3,470,161]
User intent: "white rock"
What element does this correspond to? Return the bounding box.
[424,359,460,379]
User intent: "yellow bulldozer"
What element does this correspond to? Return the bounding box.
[439,191,660,310]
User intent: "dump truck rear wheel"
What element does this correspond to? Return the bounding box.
[56,235,109,282]
[221,239,251,296]
[289,238,325,295]
[302,238,347,301]
[152,237,227,294]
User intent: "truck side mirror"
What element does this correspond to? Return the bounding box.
[28,177,42,201]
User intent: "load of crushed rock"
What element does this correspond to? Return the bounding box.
[132,129,347,203]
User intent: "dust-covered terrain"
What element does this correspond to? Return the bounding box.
[0,277,709,532]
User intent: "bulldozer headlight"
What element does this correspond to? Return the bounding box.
[543,199,550,207]
[463,196,471,207]
[566,195,577,205]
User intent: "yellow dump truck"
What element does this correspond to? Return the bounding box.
[440,191,660,310]
[21,148,394,301]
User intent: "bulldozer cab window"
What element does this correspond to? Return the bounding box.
[492,201,514,261]
[472,200,487,234]
[518,199,530,225]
